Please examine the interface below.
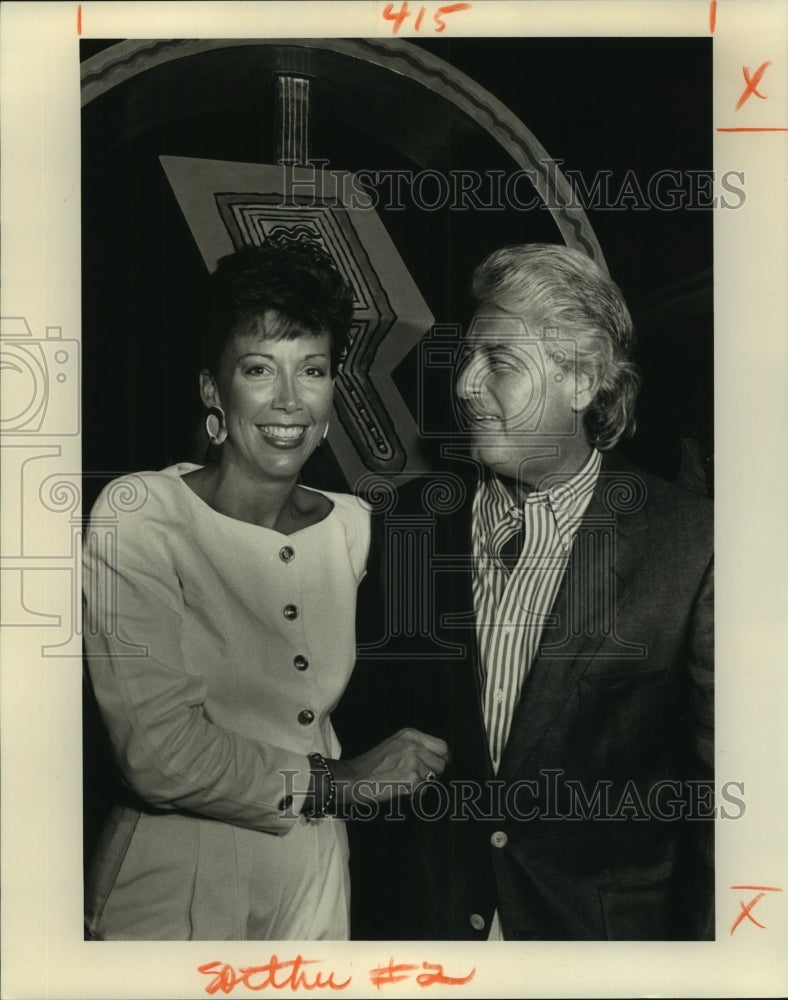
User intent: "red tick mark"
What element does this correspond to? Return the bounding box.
[709,0,717,34]
[77,4,82,35]
[717,127,788,132]
[735,62,772,111]
[729,885,782,935]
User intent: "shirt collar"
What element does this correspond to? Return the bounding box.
[479,449,603,551]
[525,447,602,511]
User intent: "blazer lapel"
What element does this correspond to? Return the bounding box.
[497,453,651,777]
[434,469,497,779]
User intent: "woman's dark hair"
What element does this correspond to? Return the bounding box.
[205,237,354,377]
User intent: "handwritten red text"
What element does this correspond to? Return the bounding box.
[735,62,772,111]
[198,956,351,994]
[382,2,472,35]
[369,958,476,989]
[730,884,782,935]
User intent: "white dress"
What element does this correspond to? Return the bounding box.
[83,463,370,940]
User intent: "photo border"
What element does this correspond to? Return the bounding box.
[2,2,787,997]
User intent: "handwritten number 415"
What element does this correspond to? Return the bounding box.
[383,2,472,34]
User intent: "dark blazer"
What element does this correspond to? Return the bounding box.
[334,450,714,941]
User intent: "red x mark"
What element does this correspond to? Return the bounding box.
[730,884,782,935]
[735,62,772,111]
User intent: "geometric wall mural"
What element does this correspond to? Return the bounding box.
[160,156,435,487]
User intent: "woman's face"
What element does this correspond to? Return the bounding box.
[202,311,334,484]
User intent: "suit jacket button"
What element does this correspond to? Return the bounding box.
[298,709,315,725]
[283,604,299,620]
[279,546,295,563]
[469,913,485,931]
[278,794,294,811]
[293,655,309,671]
[491,830,508,848]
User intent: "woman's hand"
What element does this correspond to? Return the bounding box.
[330,728,450,805]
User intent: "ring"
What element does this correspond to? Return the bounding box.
[425,770,437,782]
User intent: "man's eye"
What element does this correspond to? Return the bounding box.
[487,352,517,369]
[245,365,271,376]
[460,349,487,369]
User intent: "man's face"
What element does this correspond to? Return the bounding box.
[455,306,591,489]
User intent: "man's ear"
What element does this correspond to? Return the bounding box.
[570,367,599,413]
[199,369,219,410]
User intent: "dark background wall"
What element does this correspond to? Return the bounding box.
[80,36,713,504]
[80,36,713,867]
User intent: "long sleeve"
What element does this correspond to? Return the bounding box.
[83,486,312,835]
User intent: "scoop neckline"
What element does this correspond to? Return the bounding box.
[171,463,336,538]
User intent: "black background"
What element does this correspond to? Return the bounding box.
[80,35,713,866]
[80,36,713,503]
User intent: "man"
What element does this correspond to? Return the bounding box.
[335,243,713,941]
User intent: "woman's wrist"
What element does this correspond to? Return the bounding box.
[303,751,337,819]
[327,758,355,811]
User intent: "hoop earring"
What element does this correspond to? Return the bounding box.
[205,406,227,445]
[321,422,330,444]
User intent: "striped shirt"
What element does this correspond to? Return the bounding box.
[471,449,602,771]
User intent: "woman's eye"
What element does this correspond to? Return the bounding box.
[303,366,327,378]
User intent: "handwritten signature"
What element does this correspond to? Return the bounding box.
[199,957,350,994]
[198,956,476,994]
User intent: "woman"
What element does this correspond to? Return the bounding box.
[83,239,448,940]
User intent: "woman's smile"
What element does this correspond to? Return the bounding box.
[201,320,334,483]
[257,423,309,448]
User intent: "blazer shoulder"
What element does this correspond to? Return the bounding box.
[601,452,713,548]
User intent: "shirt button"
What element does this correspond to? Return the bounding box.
[469,913,485,931]
[279,546,295,563]
[293,654,309,671]
[278,794,294,811]
[491,830,508,848]
[298,709,315,726]
[495,688,504,704]
[283,604,299,620]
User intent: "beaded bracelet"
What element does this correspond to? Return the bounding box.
[306,751,336,819]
